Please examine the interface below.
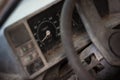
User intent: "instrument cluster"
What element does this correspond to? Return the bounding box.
[4,0,87,79]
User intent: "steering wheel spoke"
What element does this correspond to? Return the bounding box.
[61,0,120,80]
[76,0,120,66]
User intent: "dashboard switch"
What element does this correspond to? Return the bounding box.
[26,58,44,75]
[18,42,34,56]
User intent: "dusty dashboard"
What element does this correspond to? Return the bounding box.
[3,0,90,79]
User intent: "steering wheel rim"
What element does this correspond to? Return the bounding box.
[76,0,120,66]
[60,0,95,80]
[60,0,120,80]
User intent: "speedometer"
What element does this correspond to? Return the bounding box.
[37,21,57,52]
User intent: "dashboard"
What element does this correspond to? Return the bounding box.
[0,0,90,79]
[0,0,120,80]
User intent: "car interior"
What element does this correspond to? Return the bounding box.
[0,0,120,80]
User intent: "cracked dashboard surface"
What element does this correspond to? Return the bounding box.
[2,0,90,79]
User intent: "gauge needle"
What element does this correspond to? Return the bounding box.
[42,30,51,42]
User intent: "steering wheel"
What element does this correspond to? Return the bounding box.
[60,0,120,80]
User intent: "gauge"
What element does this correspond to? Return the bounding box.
[37,21,58,52]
